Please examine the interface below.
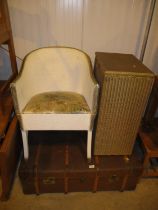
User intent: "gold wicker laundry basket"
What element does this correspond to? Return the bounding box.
[94,53,155,155]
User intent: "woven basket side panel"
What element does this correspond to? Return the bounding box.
[94,75,154,155]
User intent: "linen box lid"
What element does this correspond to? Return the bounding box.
[95,52,154,77]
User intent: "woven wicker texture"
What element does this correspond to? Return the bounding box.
[94,74,154,155]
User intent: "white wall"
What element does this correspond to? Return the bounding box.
[0,48,12,80]
[143,0,158,74]
[82,0,150,62]
[0,0,157,79]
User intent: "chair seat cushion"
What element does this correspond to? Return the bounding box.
[23,91,90,114]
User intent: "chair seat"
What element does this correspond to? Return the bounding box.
[23,91,90,114]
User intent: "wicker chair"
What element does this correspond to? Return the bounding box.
[10,47,99,161]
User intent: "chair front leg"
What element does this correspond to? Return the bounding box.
[21,130,29,159]
[87,130,92,161]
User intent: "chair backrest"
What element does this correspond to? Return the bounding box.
[19,47,92,95]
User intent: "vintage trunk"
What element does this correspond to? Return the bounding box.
[94,143,143,191]
[19,131,143,194]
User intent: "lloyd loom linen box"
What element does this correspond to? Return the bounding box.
[94,53,154,155]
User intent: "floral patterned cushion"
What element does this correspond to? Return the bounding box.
[23,91,90,114]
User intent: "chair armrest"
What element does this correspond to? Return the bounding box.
[82,72,99,115]
[10,72,33,114]
[10,79,22,114]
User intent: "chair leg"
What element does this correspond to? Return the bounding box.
[87,130,92,160]
[21,130,29,159]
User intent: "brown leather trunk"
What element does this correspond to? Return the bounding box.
[94,149,143,192]
[19,131,143,194]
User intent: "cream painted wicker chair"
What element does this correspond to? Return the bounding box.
[10,47,99,161]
